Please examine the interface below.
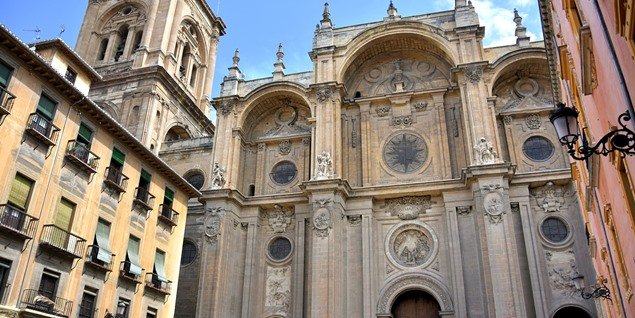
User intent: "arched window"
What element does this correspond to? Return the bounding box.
[189,65,198,87]
[164,126,190,142]
[133,31,143,51]
[114,25,129,62]
[98,38,109,61]
[179,44,191,79]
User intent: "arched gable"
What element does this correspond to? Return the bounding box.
[376,272,454,316]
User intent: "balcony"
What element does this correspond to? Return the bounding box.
[104,166,128,193]
[39,225,86,259]
[119,261,143,284]
[85,245,114,272]
[145,273,171,295]
[0,86,15,117]
[0,204,38,239]
[158,204,179,227]
[133,187,155,212]
[20,289,73,317]
[26,113,60,146]
[65,141,100,174]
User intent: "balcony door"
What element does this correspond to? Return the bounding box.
[391,290,440,318]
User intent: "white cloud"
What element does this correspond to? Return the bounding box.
[472,0,529,47]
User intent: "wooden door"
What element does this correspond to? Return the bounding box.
[391,290,441,318]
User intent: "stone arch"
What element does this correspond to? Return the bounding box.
[551,304,593,318]
[96,2,148,33]
[238,82,312,128]
[376,272,454,316]
[338,22,458,85]
[178,17,208,62]
[164,125,192,142]
[489,49,550,96]
[100,102,119,121]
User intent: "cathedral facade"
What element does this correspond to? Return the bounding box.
[176,1,599,318]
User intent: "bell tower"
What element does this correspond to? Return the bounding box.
[75,0,225,150]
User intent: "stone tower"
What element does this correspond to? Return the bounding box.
[75,0,225,152]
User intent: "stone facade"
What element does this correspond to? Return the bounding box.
[178,2,598,317]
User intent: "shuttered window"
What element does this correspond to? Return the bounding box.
[36,94,57,121]
[140,170,152,183]
[0,60,12,88]
[154,250,168,282]
[163,188,174,205]
[126,236,142,276]
[55,198,75,231]
[95,219,112,263]
[77,123,93,146]
[8,174,33,210]
[111,148,125,166]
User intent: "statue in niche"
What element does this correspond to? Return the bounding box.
[473,137,498,165]
[210,162,226,189]
[315,152,333,180]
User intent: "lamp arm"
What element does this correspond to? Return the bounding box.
[567,111,635,160]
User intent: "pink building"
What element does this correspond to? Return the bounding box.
[540,0,635,316]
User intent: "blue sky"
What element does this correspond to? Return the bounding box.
[0,0,542,98]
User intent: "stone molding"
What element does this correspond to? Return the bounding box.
[376,272,454,315]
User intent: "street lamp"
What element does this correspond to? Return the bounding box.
[572,275,611,300]
[549,102,635,160]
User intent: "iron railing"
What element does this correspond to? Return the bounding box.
[133,187,155,211]
[26,113,60,145]
[65,141,100,173]
[145,273,171,295]
[119,261,143,284]
[39,225,86,259]
[20,289,73,317]
[0,204,38,239]
[158,204,179,227]
[0,86,15,115]
[85,245,114,272]
[104,166,128,193]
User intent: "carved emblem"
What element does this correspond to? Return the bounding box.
[218,100,234,116]
[313,199,332,237]
[503,115,513,126]
[387,222,437,268]
[510,202,520,213]
[473,137,498,165]
[392,115,413,127]
[545,250,581,297]
[413,101,428,111]
[204,207,224,243]
[266,205,293,233]
[483,192,506,224]
[526,114,541,130]
[210,162,226,190]
[532,182,566,213]
[265,266,291,316]
[376,106,390,117]
[385,196,433,220]
[456,206,472,216]
[316,87,333,103]
[314,152,333,180]
[258,143,266,152]
[346,214,362,225]
[278,140,291,155]
[464,65,483,83]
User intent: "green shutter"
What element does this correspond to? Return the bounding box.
[0,60,12,87]
[95,219,112,263]
[155,250,168,282]
[77,123,93,145]
[55,198,75,231]
[140,169,152,183]
[164,188,174,203]
[36,94,57,120]
[111,148,125,165]
[8,174,33,210]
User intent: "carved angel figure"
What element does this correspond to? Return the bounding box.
[474,137,497,164]
[210,162,225,189]
[315,152,333,180]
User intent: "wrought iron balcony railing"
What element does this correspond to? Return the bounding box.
[85,245,114,272]
[158,204,179,227]
[65,140,100,173]
[145,273,171,295]
[26,113,60,146]
[119,261,143,284]
[0,204,38,239]
[0,86,16,116]
[20,289,73,317]
[39,225,86,259]
[104,166,128,193]
[133,187,155,211]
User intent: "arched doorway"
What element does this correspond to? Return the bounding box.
[391,290,440,318]
[553,306,592,318]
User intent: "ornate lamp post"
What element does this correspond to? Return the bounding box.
[549,103,635,160]
[572,275,611,300]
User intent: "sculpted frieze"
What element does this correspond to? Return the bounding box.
[385,196,433,220]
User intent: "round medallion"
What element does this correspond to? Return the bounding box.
[274,106,298,126]
[513,78,539,97]
[270,161,297,185]
[386,222,437,269]
[523,136,555,162]
[541,217,569,243]
[268,236,293,262]
[383,133,428,174]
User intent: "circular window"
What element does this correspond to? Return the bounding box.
[268,237,292,261]
[180,241,197,266]
[184,172,205,190]
[541,217,569,243]
[523,136,555,161]
[270,161,297,185]
[383,133,428,174]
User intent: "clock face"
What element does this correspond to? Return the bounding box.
[383,133,428,173]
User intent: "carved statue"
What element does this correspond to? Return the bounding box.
[473,137,498,165]
[210,162,225,189]
[314,152,333,180]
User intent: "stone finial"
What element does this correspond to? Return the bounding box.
[276,43,284,62]
[320,2,332,28]
[226,48,243,82]
[513,9,530,47]
[232,49,240,67]
[387,1,398,17]
[455,0,466,7]
[273,43,285,80]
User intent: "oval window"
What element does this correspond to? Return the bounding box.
[268,237,292,261]
[270,161,297,185]
[541,217,569,243]
[523,136,555,161]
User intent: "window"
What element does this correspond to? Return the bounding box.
[106,148,126,189]
[117,298,130,318]
[270,161,297,185]
[522,136,555,161]
[565,0,584,43]
[153,250,168,287]
[71,123,94,164]
[616,158,635,228]
[124,236,142,278]
[133,31,143,50]
[77,123,93,147]
[146,307,157,318]
[161,187,174,219]
[54,198,75,232]
[91,219,112,266]
[64,67,77,84]
[0,258,11,304]
[180,241,197,266]
[97,39,108,61]
[189,65,197,87]
[541,217,569,243]
[114,25,129,62]
[135,169,152,205]
[78,288,97,318]
[184,171,204,190]
[383,133,428,173]
[36,94,57,121]
[3,173,34,231]
[268,237,292,261]
[0,59,13,88]
[38,270,59,301]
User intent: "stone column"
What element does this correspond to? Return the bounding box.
[358,101,371,186]
[311,84,341,179]
[432,92,452,178]
[240,220,258,317]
